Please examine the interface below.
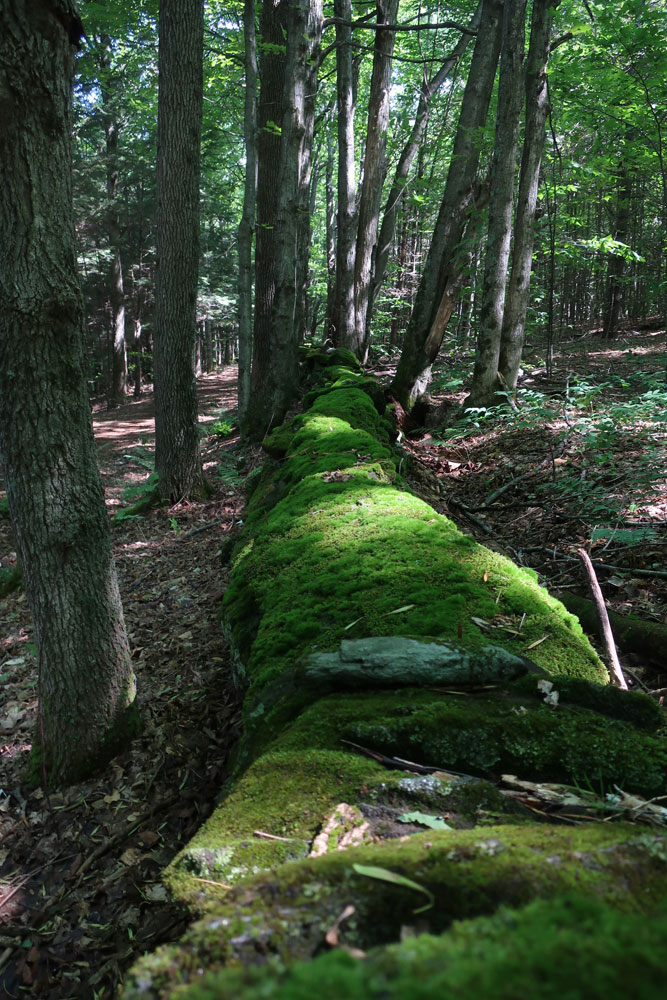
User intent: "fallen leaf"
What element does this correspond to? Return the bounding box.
[352,863,434,913]
[397,811,452,831]
[145,884,169,903]
[120,848,143,867]
[139,830,160,847]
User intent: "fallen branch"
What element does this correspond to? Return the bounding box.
[578,548,627,689]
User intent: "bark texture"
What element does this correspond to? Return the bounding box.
[467,0,527,410]
[99,36,127,408]
[154,0,206,500]
[354,0,399,360]
[367,0,483,338]
[0,0,137,785]
[498,0,560,389]
[237,0,257,432]
[333,0,358,352]
[246,0,288,438]
[391,0,503,409]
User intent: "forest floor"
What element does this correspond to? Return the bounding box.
[0,330,666,997]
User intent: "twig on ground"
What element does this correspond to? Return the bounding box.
[578,547,628,689]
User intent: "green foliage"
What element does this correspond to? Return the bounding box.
[114,471,160,522]
[0,497,9,519]
[207,411,237,438]
[0,565,22,599]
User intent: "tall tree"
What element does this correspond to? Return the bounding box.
[353,0,400,360]
[237,0,257,431]
[366,1,483,341]
[0,0,138,786]
[245,0,323,438]
[99,34,128,408]
[245,0,288,439]
[153,0,207,500]
[391,0,503,410]
[498,0,561,389]
[466,0,527,410]
[333,0,358,352]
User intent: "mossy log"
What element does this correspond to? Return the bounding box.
[123,352,667,998]
[558,589,667,667]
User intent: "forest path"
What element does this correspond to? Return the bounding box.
[0,368,246,998]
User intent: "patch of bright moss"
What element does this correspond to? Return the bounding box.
[153,894,667,1000]
[164,687,667,908]
[123,824,667,998]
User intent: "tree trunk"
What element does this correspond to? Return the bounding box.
[498,0,560,389]
[265,0,323,423]
[0,1,137,786]
[153,0,206,501]
[333,0,358,352]
[367,1,483,338]
[391,0,503,410]
[602,162,632,339]
[466,0,527,411]
[324,116,337,341]
[237,0,257,433]
[354,0,400,361]
[246,0,288,438]
[99,36,127,409]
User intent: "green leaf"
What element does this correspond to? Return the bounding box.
[398,811,452,831]
[352,863,434,913]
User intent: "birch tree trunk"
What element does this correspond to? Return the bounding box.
[154,0,206,500]
[0,0,138,786]
[391,0,503,410]
[498,0,560,389]
[465,0,527,411]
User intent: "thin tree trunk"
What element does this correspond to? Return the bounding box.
[466,0,527,411]
[498,0,560,389]
[154,0,206,501]
[367,0,483,338]
[0,1,137,786]
[100,37,127,408]
[237,0,257,434]
[355,0,400,361]
[391,0,503,410]
[603,162,632,339]
[333,0,357,351]
[324,116,337,340]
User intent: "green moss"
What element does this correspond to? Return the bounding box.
[509,673,664,731]
[263,421,300,459]
[152,894,667,1000]
[303,347,361,371]
[124,824,667,998]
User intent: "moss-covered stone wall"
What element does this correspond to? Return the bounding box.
[123,350,667,999]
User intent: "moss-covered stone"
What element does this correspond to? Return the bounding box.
[123,824,667,998]
[136,893,667,1000]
